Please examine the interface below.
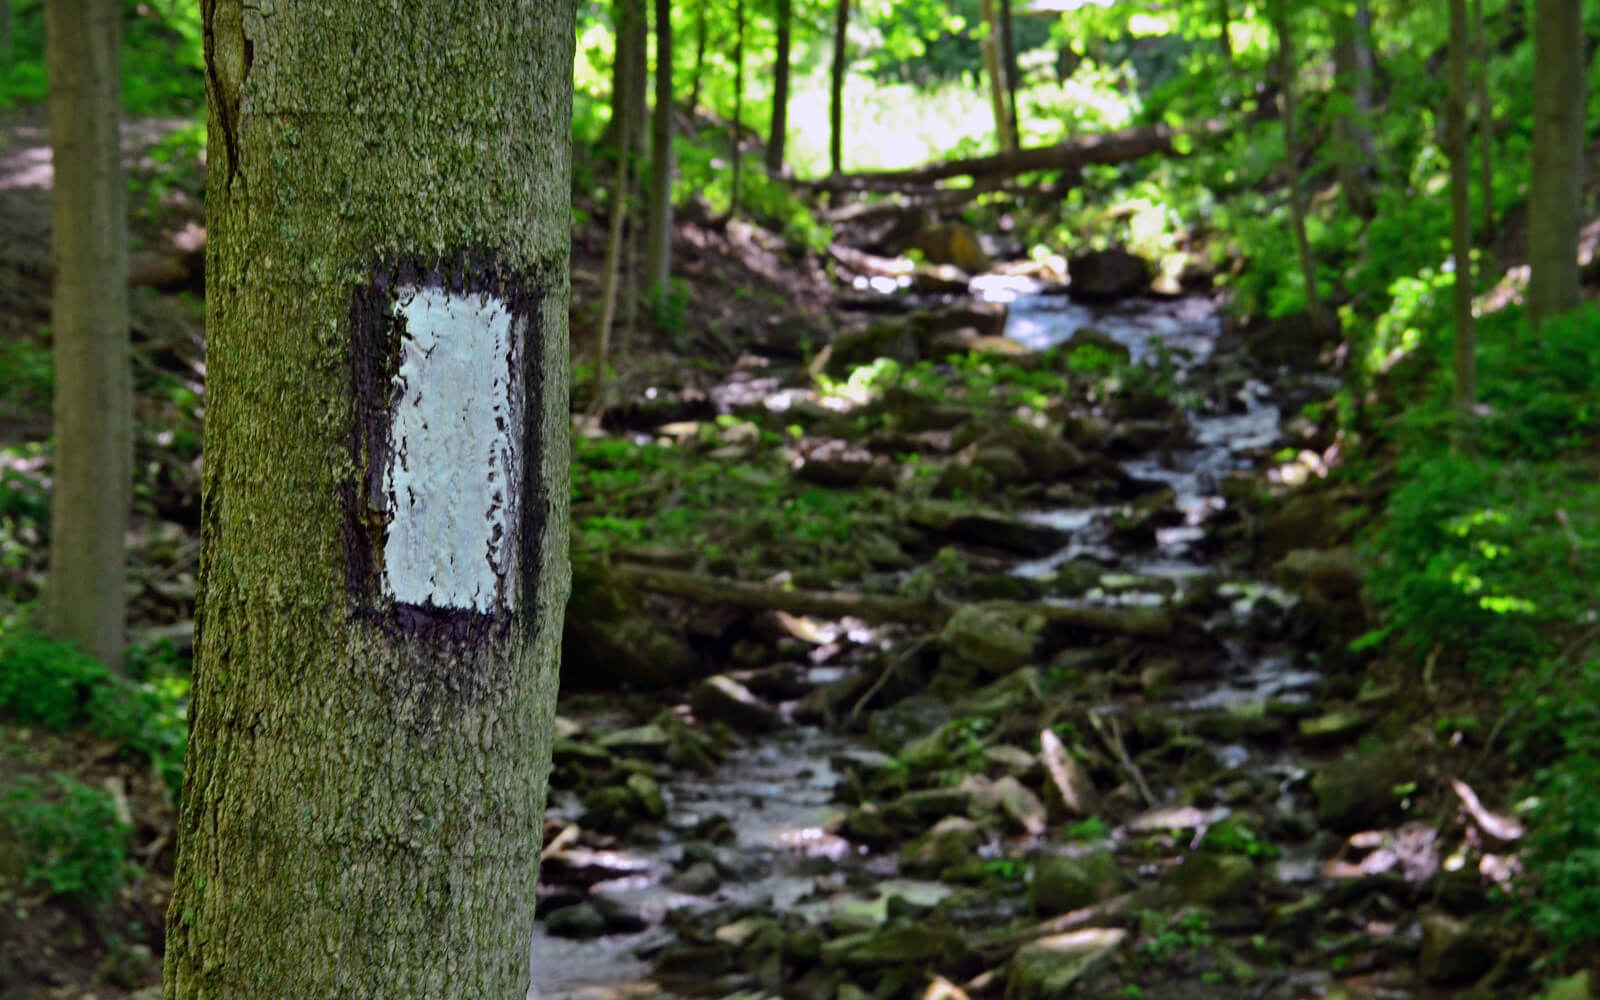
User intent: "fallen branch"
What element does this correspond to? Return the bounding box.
[610,563,1174,637]
[809,121,1225,192]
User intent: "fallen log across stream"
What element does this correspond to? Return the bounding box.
[610,562,1174,637]
[807,120,1226,193]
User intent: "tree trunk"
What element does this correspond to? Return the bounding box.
[829,0,849,174]
[42,0,129,669]
[766,0,792,172]
[1528,0,1583,326]
[1216,0,1232,61]
[594,113,634,411]
[730,0,744,218]
[1448,0,1476,414]
[644,0,673,293]
[162,2,573,997]
[998,0,1021,147]
[979,0,1016,152]
[603,0,647,158]
[1,0,13,68]
[1332,4,1376,217]
[1269,1,1328,333]
[688,0,707,113]
[1473,0,1493,242]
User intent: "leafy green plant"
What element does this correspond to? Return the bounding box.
[1,772,133,906]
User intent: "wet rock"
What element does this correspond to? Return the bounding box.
[842,804,897,848]
[941,605,1038,676]
[966,668,1044,718]
[965,573,1043,602]
[889,787,972,826]
[1171,852,1256,905]
[1039,728,1098,819]
[667,860,722,896]
[906,500,1071,555]
[544,902,607,939]
[993,776,1048,835]
[968,421,1089,481]
[972,445,1030,485]
[833,923,967,967]
[1242,309,1340,368]
[911,263,974,294]
[869,694,954,753]
[902,816,982,877]
[825,319,921,375]
[626,772,666,819]
[1051,560,1105,597]
[915,301,1009,340]
[931,459,997,500]
[1419,912,1495,984]
[1312,748,1414,831]
[796,438,895,489]
[1005,927,1127,1000]
[1259,487,1364,562]
[596,723,671,757]
[1063,325,1132,363]
[1068,249,1153,300]
[579,786,644,833]
[691,674,782,733]
[1297,707,1369,744]
[1032,849,1124,914]
[876,386,971,432]
[910,223,992,274]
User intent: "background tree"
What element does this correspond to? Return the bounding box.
[1527,0,1581,326]
[829,0,848,174]
[161,0,573,996]
[730,0,746,217]
[1269,0,1327,333]
[979,0,1016,152]
[767,0,792,172]
[1448,0,1476,414]
[1331,0,1376,217]
[998,0,1021,148]
[1474,0,1494,241]
[41,0,129,669]
[644,0,673,294]
[604,0,647,159]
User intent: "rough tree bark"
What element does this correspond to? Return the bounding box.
[42,0,129,668]
[1448,0,1476,414]
[830,0,849,174]
[162,1,573,997]
[644,0,673,294]
[1269,0,1329,333]
[1528,0,1582,326]
[767,0,792,172]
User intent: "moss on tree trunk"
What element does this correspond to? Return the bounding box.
[163,1,573,997]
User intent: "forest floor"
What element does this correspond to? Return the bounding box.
[0,117,1567,1000]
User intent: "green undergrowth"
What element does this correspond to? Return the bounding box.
[1361,304,1600,961]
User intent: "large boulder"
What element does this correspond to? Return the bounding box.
[1005,928,1126,1000]
[690,675,782,733]
[1068,249,1153,300]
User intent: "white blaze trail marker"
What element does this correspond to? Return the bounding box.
[381,285,522,613]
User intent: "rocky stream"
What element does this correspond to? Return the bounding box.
[527,274,1527,1000]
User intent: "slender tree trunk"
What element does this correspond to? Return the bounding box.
[688,0,707,114]
[730,0,744,218]
[767,0,792,173]
[1,0,13,69]
[829,0,849,175]
[1332,5,1376,217]
[1216,0,1233,61]
[644,0,673,293]
[1528,0,1583,326]
[42,0,129,669]
[999,0,1021,147]
[979,0,1016,152]
[163,1,573,997]
[1270,0,1328,333]
[1473,0,1494,242]
[595,118,633,411]
[604,0,647,157]
[1448,0,1476,414]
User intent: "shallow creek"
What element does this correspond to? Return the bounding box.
[529,291,1431,1000]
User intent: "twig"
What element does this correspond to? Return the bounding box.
[1088,709,1156,807]
[847,637,929,726]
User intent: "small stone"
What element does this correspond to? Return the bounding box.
[690,674,782,733]
[1170,852,1255,905]
[544,902,607,939]
[940,605,1037,676]
[1032,849,1123,914]
[667,860,722,896]
[626,772,665,818]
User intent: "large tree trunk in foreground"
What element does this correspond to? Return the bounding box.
[1528,0,1582,327]
[829,0,849,174]
[644,0,673,294]
[767,0,792,172]
[163,1,573,997]
[42,0,129,668]
[1448,0,1476,414]
[815,121,1221,192]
